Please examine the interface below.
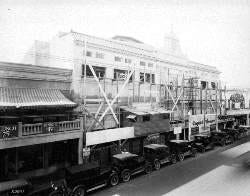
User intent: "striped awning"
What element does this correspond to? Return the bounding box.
[0,87,76,109]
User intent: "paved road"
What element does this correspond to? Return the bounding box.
[92,137,250,196]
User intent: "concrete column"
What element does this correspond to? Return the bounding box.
[80,115,84,132]
[247,114,250,126]
[78,136,83,164]
[18,122,22,137]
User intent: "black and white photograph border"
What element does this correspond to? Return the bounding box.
[0,0,250,196]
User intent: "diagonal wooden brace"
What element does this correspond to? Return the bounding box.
[81,105,105,130]
[171,88,183,112]
[88,64,119,124]
[98,69,135,124]
[87,102,104,132]
[165,84,182,112]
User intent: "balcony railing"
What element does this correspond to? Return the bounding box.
[0,120,81,139]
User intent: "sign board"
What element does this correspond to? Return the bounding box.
[0,125,18,139]
[86,127,134,146]
[146,133,160,141]
[44,122,59,133]
[189,114,216,136]
[82,147,90,157]
[118,73,127,80]
[174,127,182,134]
[204,114,216,130]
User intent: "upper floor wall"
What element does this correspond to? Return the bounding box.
[0,61,72,93]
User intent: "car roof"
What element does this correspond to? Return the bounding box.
[194,134,209,137]
[0,179,28,192]
[212,131,226,134]
[169,140,189,144]
[144,144,168,150]
[67,162,100,174]
[112,152,138,160]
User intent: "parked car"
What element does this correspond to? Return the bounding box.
[23,162,118,196]
[143,144,177,170]
[0,178,30,196]
[111,152,152,182]
[238,125,250,138]
[49,162,119,196]
[192,135,215,153]
[223,128,240,141]
[211,131,234,146]
[168,140,197,161]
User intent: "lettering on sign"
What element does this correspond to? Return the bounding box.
[118,73,127,80]
[44,122,59,133]
[0,125,17,139]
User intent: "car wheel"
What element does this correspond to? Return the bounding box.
[121,169,131,182]
[72,185,85,196]
[171,156,177,164]
[110,173,119,186]
[145,165,152,174]
[154,160,161,170]
[178,153,184,161]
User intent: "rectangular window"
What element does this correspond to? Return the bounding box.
[143,115,150,122]
[201,81,207,90]
[140,73,155,83]
[211,82,216,89]
[148,63,153,67]
[140,61,146,66]
[125,58,132,64]
[145,73,151,83]
[82,64,106,78]
[114,69,126,80]
[151,74,155,83]
[95,52,104,59]
[86,51,92,57]
[114,56,122,62]
[140,72,144,82]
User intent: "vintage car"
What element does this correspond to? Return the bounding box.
[192,135,215,153]
[143,144,177,170]
[238,125,250,138]
[168,140,197,161]
[211,131,234,146]
[0,178,30,196]
[49,162,119,196]
[111,152,152,182]
[21,162,118,196]
[222,128,240,141]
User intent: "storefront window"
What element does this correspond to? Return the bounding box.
[18,145,43,173]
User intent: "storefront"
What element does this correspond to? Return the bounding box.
[227,109,250,127]
[85,127,135,166]
[120,106,172,154]
[0,87,79,182]
[189,114,216,140]
[0,139,78,182]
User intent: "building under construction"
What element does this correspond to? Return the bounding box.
[21,30,223,166]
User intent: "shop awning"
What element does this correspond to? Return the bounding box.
[0,87,76,109]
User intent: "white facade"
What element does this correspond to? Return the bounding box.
[22,30,221,106]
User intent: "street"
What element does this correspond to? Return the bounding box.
[92,137,250,196]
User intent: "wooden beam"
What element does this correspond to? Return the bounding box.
[97,70,135,124]
[88,64,119,124]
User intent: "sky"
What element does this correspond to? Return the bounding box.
[0,0,250,88]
